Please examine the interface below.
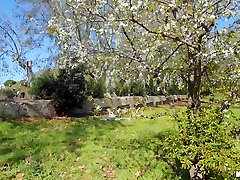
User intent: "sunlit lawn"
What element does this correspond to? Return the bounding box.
[0,107,239,179]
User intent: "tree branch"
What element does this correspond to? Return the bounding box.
[153,43,183,77]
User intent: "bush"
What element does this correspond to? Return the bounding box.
[0,89,15,99]
[129,80,147,96]
[30,70,57,99]
[110,80,129,96]
[167,84,188,95]
[19,79,29,87]
[161,106,240,179]
[86,77,106,98]
[145,79,163,96]
[4,80,16,87]
[54,66,86,115]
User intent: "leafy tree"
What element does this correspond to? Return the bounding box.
[30,70,57,99]
[54,66,87,115]
[4,80,16,87]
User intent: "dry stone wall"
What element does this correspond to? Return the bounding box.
[69,95,188,116]
[0,95,187,118]
[0,100,56,118]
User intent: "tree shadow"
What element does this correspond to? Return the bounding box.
[0,117,124,171]
[153,130,190,179]
[96,127,190,179]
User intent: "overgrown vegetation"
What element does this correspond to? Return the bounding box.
[160,106,240,179]
[30,70,57,100]
[53,66,86,115]
[0,88,15,99]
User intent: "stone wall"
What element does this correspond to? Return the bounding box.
[0,95,188,118]
[69,95,188,116]
[0,99,56,118]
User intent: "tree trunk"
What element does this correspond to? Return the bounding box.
[187,47,202,111]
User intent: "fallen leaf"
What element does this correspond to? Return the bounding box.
[24,156,32,164]
[101,167,115,179]
[135,170,141,178]
[16,173,24,180]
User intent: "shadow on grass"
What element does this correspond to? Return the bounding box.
[0,117,124,167]
[99,127,190,179]
[154,130,190,180]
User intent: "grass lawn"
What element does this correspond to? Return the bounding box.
[0,107,239,179]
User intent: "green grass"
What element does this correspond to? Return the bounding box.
[231,108,240,118]
[0,107,239,179]
[0,107,181,179]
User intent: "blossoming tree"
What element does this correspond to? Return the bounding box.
[45,0,240,109]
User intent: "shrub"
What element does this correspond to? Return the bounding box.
[145,79,163,96]
[19,79,29,87]
[110,80,129,96]
[167,84,188,95]
[30,67,86,115]
[30,70,57,99]
[161,106,240,179]
[54,66,86,115]
[4,80,16,87]
[0,89,15,99]
[86,77,106,98]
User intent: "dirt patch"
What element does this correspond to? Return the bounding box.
[158,101,188,108]
[19,116,71,123]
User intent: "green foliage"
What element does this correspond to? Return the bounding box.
[4,80,16,87]
[110,79,164,96]
[86,77,106,98]
[30,71,57,99]
[161,106,240,179]
[129,80,147,96]
[110,80,129,96]
[19,80,29,87]
[167,84,188,95]
[145,79,163,96]
[30,67,86,115]
[54,66,86,114]
[0,89,15,99]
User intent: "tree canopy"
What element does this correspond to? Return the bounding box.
[43,0,240,108]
